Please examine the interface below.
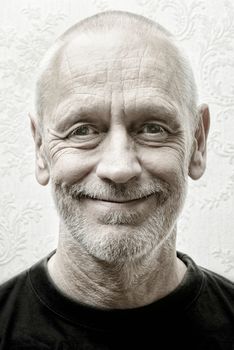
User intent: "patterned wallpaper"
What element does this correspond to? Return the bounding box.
[0,0,234,283]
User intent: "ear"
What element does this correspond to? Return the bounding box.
[28,113,50,186]
[189,104,210,180]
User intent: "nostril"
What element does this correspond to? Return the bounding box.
[96,161,142,184]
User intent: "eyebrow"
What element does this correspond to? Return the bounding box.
[54,99,107,131]
[53,99,181,132]
[137,104,179,119]
[55,109,101,131]
[126,102,181,130]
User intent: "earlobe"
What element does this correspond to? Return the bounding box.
[28,113,50,186]
[189,104,210,180]
[35,163,50,186]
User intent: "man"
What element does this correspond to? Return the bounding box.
[0,10,233,350]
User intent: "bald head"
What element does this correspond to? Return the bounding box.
[34,11,198,133]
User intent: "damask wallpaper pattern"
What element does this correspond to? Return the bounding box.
[0,0,234,283]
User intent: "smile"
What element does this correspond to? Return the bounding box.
[79,193,154,205]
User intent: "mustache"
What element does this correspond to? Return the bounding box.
[52,178,171,203]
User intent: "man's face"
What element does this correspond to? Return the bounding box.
[42,30,192,262]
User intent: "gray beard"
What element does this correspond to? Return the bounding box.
[51,177,187,263]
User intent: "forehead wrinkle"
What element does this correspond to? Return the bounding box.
[36,17,198,133]
[63,37,170,89]
[65,35,149,61]
[136,46,148,113]
[66,38,174,84]
[59,55,174,95]
[64,50,76,96]
[47,34,186,129]
[45,50,77,125]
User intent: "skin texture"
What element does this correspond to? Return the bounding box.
[30,28,210,309]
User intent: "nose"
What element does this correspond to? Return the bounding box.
[96,128,142,184]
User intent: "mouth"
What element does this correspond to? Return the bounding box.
[78,193,155,204]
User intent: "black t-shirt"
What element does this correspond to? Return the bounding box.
[0,251,234,350]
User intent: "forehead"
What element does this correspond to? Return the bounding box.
[46,30,184,125]
[63,31,177,90]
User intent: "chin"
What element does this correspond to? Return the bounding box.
[51,176,187,263]
[66,212,175,264]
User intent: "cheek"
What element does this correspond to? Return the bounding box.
[140,147,187,185]
[51,152,96,185]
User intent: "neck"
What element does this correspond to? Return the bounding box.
[48,223,187,309]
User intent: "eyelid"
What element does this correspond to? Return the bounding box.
[70,124,98,136]
[136,122,169,142]
[48,123,98,139]
[139,122,168,132]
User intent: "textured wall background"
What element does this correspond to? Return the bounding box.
[0,0,234,283]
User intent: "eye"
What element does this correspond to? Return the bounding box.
[138,123,168,137]
[140,124,165,135]
[137,123,168,143]
[70,125,98,137]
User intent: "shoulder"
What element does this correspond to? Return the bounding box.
[0,269,29,302]
[0,268,31,316]
[195,265,234,336]
[201,266,234,292]
[179,252,234,300]
[200,266,234,303]
[178,251,234,336]
[0,253,52,334]
[0,251,55,304]
[0,268,30,336]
